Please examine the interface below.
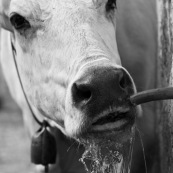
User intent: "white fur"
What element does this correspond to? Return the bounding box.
[1,2,145,151]
[1,0,125,137]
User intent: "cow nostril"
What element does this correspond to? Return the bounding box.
[118,70,134,94]
[72,83,92,104]
[119,75,127,90]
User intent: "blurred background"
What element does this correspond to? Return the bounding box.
[0,32,33,173]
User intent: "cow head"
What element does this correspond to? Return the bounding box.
[0,0,138,142]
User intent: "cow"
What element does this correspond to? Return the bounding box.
[0,0,157,172]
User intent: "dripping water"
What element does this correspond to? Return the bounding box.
[136,127,147,173]
[79,127,135,173]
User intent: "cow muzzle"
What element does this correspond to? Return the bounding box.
[68,65,136,137]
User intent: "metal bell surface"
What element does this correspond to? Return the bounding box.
[31,120,57,165]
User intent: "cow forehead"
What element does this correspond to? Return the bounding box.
[10,0,107,19]
[9,0,118,66]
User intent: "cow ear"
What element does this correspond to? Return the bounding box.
[0,0,13,31]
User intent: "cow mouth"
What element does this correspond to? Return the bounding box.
[90,109,135,132]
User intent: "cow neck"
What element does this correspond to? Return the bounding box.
[10,35,43,126]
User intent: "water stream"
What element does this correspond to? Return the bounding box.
[80,127,135,173]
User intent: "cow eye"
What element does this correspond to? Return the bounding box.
[10,13,31,30]
[106,0,117,12]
